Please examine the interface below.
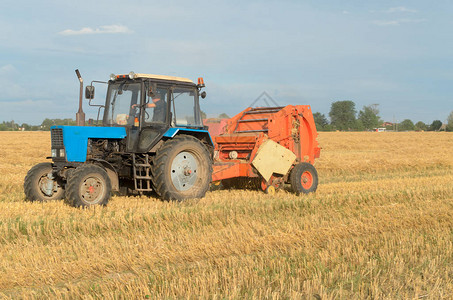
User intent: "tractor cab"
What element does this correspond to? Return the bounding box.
[89,72,207,153]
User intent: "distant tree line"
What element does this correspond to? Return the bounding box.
[313,100,453,132]
[0,118,77,131]
[1,107,452,132]
[0,114,230,131]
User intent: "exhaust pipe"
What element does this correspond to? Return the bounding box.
[75,69,85,126]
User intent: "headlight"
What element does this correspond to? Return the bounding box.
[128,71,135,79]
[110,73,116,81]
[51,149,57,157]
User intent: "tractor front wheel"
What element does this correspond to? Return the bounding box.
[152,135,212,201]
[65,164,111,207]
[289,163,318,194]
[24,163,64,202]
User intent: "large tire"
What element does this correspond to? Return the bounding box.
[152,135,212,201]
[24,163,64,202]
[65,164,111,207]
[289,163,318,194]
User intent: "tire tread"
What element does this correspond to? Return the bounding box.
[65,164,111,207]
[151,135,212,201]
[289,162,319,194]
[24,162,64,202]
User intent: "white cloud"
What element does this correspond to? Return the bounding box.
[386,7,417,13]
[372,20,400,26]
[0,64,18,75]
[372,19,426,26]
[58,25,132,36]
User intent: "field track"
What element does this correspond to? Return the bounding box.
[0,131,452,299]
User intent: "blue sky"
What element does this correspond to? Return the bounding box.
[1,0,452,125]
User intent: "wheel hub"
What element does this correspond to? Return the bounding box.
[171,151,198,191]
[184,168,192,176]
[80,176,104,204]
[301,171,313,189]
[39,173,59,197]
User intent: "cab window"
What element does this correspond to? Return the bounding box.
[104,82,140,126]
[143,83,168,124]
[171,88,201,127]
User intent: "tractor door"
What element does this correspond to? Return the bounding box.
[137,82,171,152]
[170,87,202,128]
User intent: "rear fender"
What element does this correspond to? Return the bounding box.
[163,128,214,155]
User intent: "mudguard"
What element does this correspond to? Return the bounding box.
[163,127,214,148]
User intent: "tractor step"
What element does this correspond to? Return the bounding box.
[132,154,153,192]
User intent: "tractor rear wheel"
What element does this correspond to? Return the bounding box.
[65,164,111,207]
[152,135,212,201]
[289,163,318,194]
[24,163,64,202]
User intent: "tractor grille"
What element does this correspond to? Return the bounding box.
[51,128,64,148]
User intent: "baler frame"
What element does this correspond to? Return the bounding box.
[211,105,320,193]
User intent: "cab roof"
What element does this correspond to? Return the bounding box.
[132,73,194,84]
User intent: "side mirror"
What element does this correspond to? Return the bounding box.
[85,86,95,99]
[200,91,207,99]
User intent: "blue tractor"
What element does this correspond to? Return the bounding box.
[24,70,213,207]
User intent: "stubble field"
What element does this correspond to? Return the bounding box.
[0,131,452,299]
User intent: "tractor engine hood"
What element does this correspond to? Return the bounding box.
[50,126,127,162]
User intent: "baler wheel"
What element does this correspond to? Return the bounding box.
[289,163,318,194]
[65,164,111,207]
[24,163,64,202]
[264,185,276,195]
[260,175,283,194]
[152,135,212,201]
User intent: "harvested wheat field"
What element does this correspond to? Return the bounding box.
[0,131,452,299]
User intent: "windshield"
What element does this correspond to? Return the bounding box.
[104,82,141,126]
